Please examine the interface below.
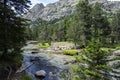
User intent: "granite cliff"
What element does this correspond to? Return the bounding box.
[24,0,120,21]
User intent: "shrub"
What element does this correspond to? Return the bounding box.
[21,74,33,80]
[115,46,120,50]
[13,73,33,80]
[62,50,78,56]
[84,69,103,79]
[100,48,113,52]
[36,43,50,49]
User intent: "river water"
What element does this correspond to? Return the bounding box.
[23,51,62,80]
[22,44,61,80]
[22,44,120,80]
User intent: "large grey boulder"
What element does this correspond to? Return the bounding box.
[35,70,46,79]
[113,50,120,56]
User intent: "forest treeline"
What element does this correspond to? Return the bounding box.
[0,0,120,80]
[26,1,120,79]
[27,0,120,48]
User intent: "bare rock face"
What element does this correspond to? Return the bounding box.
[35,70,46,79]
[24,0,120,21]
[24,3,44,21]
[24,0,79,21]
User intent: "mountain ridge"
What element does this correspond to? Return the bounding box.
[24,0,120,21]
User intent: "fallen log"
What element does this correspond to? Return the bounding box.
[16,63,34,73]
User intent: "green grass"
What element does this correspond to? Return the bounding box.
[115,46,120,50]
[36,43,50,49]
[100,48,112,52]
[62,50,78,56]
[13,72,33,80]
[21,74,33,80]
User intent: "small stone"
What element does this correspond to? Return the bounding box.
[49,72,55,77]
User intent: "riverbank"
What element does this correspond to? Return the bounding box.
[17,43,78,80]
[13,72,33,80]
[17,42,120,80]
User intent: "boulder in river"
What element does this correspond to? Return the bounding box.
[113,50,120,56]
[35,70,46,79]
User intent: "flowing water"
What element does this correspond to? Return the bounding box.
[22,44,70,80]
[23,55,60,80]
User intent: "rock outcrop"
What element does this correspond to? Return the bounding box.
[113,50,120,56]
[24,0,120,21]
[24,0,79,21]
[24,3,44,21]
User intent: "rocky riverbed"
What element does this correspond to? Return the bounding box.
[19,43,120,80]
[21,44,76,80]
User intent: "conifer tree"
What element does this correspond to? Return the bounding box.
[0,0,31,79]
[111,9,120,44]
[75,0,92,46]
[91,3,110,44]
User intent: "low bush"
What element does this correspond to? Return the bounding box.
[62,50,78,56]
[21,74,33,80]
[13,73,33,80]
[100,48,112,53]
[36,43,50,49]
[115,46,120,50]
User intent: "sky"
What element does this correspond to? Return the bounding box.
[30,0,59,8]
[30,0,120,8]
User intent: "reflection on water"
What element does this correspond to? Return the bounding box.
[24,56,60,80]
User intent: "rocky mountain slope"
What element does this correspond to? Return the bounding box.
[24,0,120,21]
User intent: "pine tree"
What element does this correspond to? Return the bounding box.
[91,3,111,44]
[61,17,69,41]
[0,0,31,79]
[67,14,82,48]
[75,0,92,46]
[111,9,120,44]
[81,40,111,80]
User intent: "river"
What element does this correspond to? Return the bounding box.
[22,44,75,80]
[24,55,60,80]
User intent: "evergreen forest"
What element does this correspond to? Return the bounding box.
[0,0,120,80]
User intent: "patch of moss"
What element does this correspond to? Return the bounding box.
[115,46,120,50]
[36,43,50,49]
[62,50,78,56]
